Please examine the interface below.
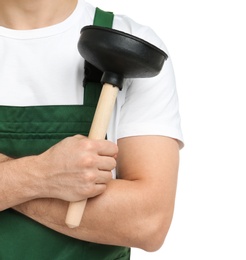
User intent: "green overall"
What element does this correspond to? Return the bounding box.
[0,8,130,260]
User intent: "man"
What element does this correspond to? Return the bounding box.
[0,0,183,259]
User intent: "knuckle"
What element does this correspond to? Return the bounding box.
[82,184,93,195]
[81,139,96,151]
[82,156,95,168]
[82,171,97,183]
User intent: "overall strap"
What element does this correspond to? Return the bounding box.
[83,8,114,106]
[93,7,114,28]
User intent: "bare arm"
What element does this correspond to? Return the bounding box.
[0,135,116,211]
[0,154,11,162]
[0,155,41,209]
[13,136,180,252]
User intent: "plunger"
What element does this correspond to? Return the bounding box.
[65,25,168,228]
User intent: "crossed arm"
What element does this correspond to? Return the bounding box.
[0,135,179,252]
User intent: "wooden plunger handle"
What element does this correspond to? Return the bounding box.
[65,83,119,228]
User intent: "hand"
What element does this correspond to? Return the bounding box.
[35,135,118,202]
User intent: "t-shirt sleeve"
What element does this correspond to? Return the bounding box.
[113,15,184,148]
[111,14,184,148]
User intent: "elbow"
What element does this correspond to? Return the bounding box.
[138,223,169,252]
[134,213,173,252]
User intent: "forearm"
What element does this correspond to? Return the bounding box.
[14,178,171,251]
[0,153,12,163]
[12,136,179,251]
[0,154,41,211]
[0,135,117,211]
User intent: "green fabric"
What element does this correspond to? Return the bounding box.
[0,105,95,158]
[0,102,130,259]
[83,82,103,106]
[0,7,131,260]
[93,7,114,28]
[0,210,130,260]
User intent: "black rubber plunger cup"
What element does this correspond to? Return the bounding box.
[65,26,168,228]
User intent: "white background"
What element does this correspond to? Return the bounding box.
[89,1,246,259]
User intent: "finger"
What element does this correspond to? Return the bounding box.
[95,170,113,184]
[97,140,118,157]
[89,183,107,198]
[97,156,117,171]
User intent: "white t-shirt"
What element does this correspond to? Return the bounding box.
[0,0,184,147]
